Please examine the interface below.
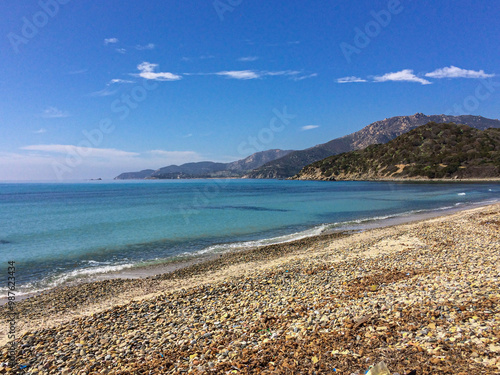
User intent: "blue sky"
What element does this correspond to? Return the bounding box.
[1,0,499,180]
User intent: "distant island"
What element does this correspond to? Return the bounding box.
[292,122,500,181]
[116,114,500,180]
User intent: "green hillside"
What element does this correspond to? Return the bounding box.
[245,114,500,179]
[292,122,500,181]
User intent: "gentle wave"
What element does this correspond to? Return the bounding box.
[189,225,329,257]
[0,262,135,299]
[4,197,499,300]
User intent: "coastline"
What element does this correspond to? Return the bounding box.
[291,177,500,182]
[1,203,499,373]
[2,196,496,305]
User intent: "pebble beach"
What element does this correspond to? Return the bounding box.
[1,203,499,374]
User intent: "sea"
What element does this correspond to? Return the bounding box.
[1,179,499,298]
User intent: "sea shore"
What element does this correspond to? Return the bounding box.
[1,204,499,374]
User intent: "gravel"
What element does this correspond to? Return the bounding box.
[1,205,499,374]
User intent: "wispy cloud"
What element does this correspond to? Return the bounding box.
[264,70,301,77]
[292,73,318,81]
[134,62,182,81]
[216,70,261,80]
[89,88,118,97]
[104,38,118,45]
[215,70,308,80]
[22,145,139,158]
[3,147,204,180]
[109,79,135,84]
[34,128,47,134]
[425,66,495,79]
[135,43,155,50]
[373,69,432,85]
[66,69,88,75]
[301,125,319,131]
[181,55,215,62]
[115,48,127,54]
[238,56,259,62]
[41,107,70,118]
[89,79,135,97]
[337,66,495,84]
[337,76,367,83]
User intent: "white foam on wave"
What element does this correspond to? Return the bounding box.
[8,197,499,300]
[182,200,498,259]
[327,206,451,228]
[458,192,466,196]
[188,224,329,257]
[0,262,135,299]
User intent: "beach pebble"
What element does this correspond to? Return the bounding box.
[1,205,500,373]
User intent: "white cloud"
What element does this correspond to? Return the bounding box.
[34,128,47,134]
[337,76,367,83]
[214,70,308,80]
[104,38,118,45]
[238,56,259,62]
[293,73,318,81]
[425,66,495,79]
[89,79,135,97]
[264,70,301,77]
[115,48,127,54]
[215,70,261,79]
[22,145,139,158]
[216,70,261,80]
[109,79,134,84]
[135,43,155,50]
[301,125,320,131]
[135,62,182,81]
[41,107,70,118]
[373,69,431,85]
[0,148,204,180]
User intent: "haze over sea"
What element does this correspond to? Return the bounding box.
[1,180,498,298]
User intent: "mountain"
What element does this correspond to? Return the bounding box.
[114,169,155,180]
[114,149,293,180]
[225,149,293,172]
[292,122,500,181]
[151,162,228,179]
[244,114,500,179]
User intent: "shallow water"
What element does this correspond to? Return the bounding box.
[0,179,498,297]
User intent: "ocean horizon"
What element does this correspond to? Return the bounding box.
[1,179,499,298]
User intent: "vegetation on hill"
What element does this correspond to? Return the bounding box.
[292,122,500,180]
[245,114,500,179]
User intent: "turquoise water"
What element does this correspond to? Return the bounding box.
[0,180,498,297]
